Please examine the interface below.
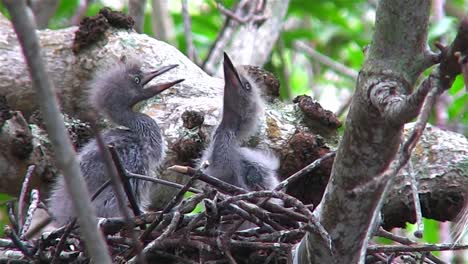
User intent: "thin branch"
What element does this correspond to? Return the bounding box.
[216,1,267,24]
[126,171,201,193]
[202,0,249,74]
[150,0,175,44]
[50,219,76,264]
[294,41,359,80]
[128,0,146,33]
[169,166,309,222]
[19,189,39,239]
[376,228,445,263]
[108,146,143,219]
[139,170,199,241]
[71,0,92,26]
[367,243,468,254]
[4,226,35,257]
[277,38,292,99]
[18,165,35,233]
[181,0,199,64]
[91,122,145,263]
[1,1,112,262]
[406,160,424,238]
[6,201,18,232]
[274,152,335,192]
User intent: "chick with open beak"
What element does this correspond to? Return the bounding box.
[49,59,183,226]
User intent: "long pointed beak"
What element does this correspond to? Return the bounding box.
[144,79,185,97]
[141,64,179,86]
[223,52,243,92]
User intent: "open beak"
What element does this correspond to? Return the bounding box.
[141,64,179,86]
[141,64,184,96]
[223,52,243,92]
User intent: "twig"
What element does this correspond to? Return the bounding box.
[406,160,424,238]
[129,211,182,264]
[294,41,359,79]
[108,146,143,219]
[19,189,39,239]
[216,1,267,24]
[71,0,92,25]
[127,171,201,193]
[367,243,468,254]
[181,0,199,64]
[376,228,445,263]
[274,152,335,192]
[277,38,292,99]
[147,249,197,264]
[169,166,309,222]
[50,219,77,264]
[202,0,249,74]
[1,1,112,262]
[6,201,19,232]
[91,179,111,201]
[18,164,35,233]
[91,123,144,263]
[4,226,35,257]
[169,165,246,195]
[294,41,358,115]
[139,170,200,240]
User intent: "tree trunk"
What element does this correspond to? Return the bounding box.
[294,0,467,263]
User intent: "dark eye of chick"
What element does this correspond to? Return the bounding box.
[134,76,141,84]
[244,82,251,91]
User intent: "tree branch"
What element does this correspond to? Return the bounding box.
[1,1,111,263]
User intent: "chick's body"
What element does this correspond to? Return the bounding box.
[201,53,279,192]
[48,60,181,226]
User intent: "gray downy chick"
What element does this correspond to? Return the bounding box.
[48,59,183,227]
[200,53,280,193]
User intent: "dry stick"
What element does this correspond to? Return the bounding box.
[294,41,358,116]
[376,228,445,264]
[18,165,35,233]
[235,201,285,230]
[4,226,35,257]
[139,171,200,241]
[277,38,292,99]
[169,166,309,222]
[367,243,468,254]
[406,160,424,238]
[1,1,112,263]
[274,152,335,192]
[148,250,197,264]
[50,219,77,264]
[294,41,358,79]
[6,201,19,237]
[91,125,145,263]
[129,211,182,264]
[216,0,267,24]
[20,189,39,239]
[126,171,201,193]
[226,153,335,234]
[108,147,143,220]
[181,0,199,64]
[202,0,249,73]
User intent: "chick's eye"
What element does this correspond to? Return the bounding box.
[244,82,251,90]
[134,76,141,84]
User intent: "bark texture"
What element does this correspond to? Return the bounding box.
[294,1,454,263]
